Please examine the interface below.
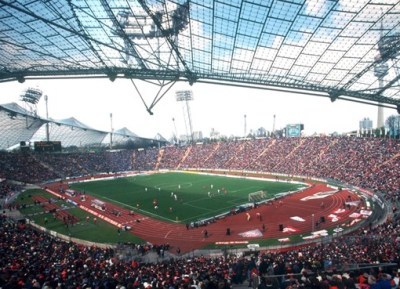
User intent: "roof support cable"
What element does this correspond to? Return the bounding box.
[137,0,197,85]
[99,0,147,70]
[130,78,176,115]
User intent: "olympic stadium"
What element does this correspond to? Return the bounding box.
[1,1,400,289]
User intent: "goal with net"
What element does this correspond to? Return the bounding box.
[248,190,267,202]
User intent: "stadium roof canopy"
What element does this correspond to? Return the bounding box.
[1,0,400,112]
[0,102,166,150]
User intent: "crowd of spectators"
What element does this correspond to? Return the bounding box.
[1,137,398,198]
[157,146,188,170]
[37,150,133,178]
[0,179,22,202]
[1,136,400,289]
[0,152,60,183]
[0,150,133,183]
[170,137,400,198]
[1,210,400,289]
[179,143,219,170]
[132,148,159,171]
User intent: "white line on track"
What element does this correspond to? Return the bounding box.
[164,230,172,238]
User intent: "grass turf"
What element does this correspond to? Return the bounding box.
[15,173,304,246]
[70,172,305,223]
[16,190,144,244]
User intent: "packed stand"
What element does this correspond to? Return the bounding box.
[0,180,22,206]
[0,151,60,183]
[227,139,270,171]
[0,150,134,183]
[271,137,333,176]
[1,137,400,289]
[157,146,188,170]
[1,137,399,199]
[132,148,159,171]
[255,138,302,173]
[159,137,400,198]
[201,141,242,169]
[179,142,219,169]
[1,211,400,289]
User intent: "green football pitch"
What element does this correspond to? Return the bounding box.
[70,172,305,223]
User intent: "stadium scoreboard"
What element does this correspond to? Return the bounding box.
[286,124,303,137]
[34,141,62,152]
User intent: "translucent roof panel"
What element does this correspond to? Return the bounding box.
[0,102,156,149]
[0,103,46,150]
[42,124,107,147]
[0,0,399,108]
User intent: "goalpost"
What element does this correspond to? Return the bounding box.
[248,190,267,202]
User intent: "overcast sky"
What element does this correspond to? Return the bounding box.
[0,78,393,139]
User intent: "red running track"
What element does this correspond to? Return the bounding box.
[45,182,365,253]
[32,195,79,224]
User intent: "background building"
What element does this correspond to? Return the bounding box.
[359,118,373,131]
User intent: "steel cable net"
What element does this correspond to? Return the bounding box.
[0,0,400,106]
[0,103,146,150]
[0,106,45,149]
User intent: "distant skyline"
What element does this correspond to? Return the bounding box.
[0,78,396,140]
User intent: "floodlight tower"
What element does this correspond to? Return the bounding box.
[244,114,247,137]
[172,117,179,144]
[20,87,42,116]
[20,88,43,134]
[110,113,114,149]
[272,114,276,135]
[176,90,194,143]
[44,94,50,141]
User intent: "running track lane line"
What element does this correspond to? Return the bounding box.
[164,230,173,238]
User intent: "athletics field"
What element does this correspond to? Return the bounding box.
[69,172,305,223]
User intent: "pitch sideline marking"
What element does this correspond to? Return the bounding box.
[100,196,177,223]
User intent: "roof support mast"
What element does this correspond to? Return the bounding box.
[127,0,192,114]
